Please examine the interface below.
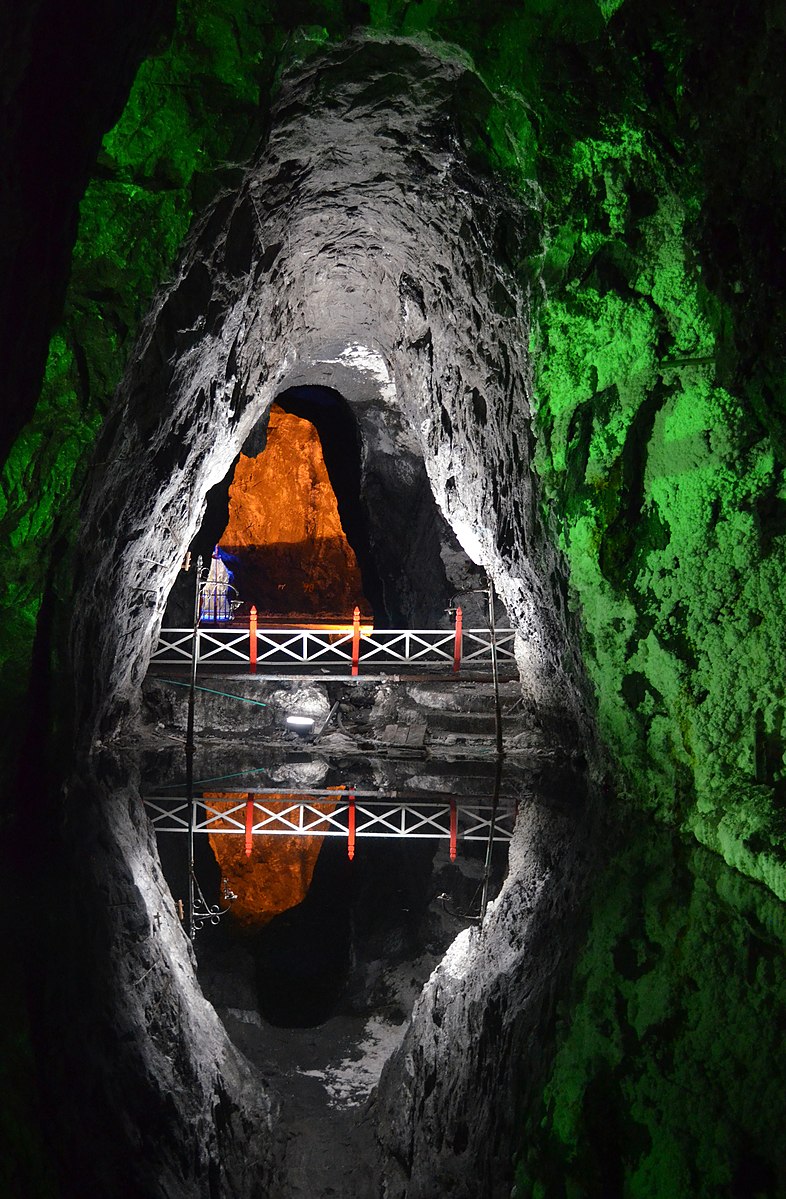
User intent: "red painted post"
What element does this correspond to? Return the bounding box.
[245,795,254,857]
[249,605,257,675]
[351,606,361,677]
[348,788,356,860]
[453,606,463,674]
[449,798,457,862]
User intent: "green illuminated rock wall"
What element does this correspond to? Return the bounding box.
[515,820,786,1199]
[8,0,785,891]
[519,2,786,903]
[0,0,280,754]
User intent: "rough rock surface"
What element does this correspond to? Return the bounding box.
[72,34,583,746]
[47,752,281,1196]
[219,404,369,619]
[373,795,598,1198]
[66,35,591,1198]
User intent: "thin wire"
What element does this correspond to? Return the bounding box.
[156,677,268,707]
[155,763,275,791]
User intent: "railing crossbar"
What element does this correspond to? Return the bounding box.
[150,626,516,668]
[144,796,513,841]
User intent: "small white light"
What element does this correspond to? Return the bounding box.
[286,715,315,729]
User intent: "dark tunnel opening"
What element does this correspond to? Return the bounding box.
[190,836,447,1029]
[164,381,461,629]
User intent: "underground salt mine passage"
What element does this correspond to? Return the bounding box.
[5,3,786,1197]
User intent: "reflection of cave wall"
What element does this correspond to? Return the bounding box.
[251,837,440,1029]
[219,404,370,619]
[205,791,337,927]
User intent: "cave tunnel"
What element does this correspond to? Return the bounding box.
[5,5,786,1199]
[166,377,461,629]
[218,389,376,624]
[170,389,377,625]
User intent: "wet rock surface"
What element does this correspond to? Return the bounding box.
[45,752,282,1198]
[132,655,587,1196]
[373,792,598,1199]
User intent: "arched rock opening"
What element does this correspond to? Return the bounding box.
[64,34,588,1198]
[73,35,576,745]
[166,396,374,625]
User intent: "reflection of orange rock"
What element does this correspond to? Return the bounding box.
[204,791,340,929]
[219,404,371,618]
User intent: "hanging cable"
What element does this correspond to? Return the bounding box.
[155,676,268,707]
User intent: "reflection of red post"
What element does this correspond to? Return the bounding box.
[453,606,463,673]
[245,795,254,857]
[449,798,457,862]
[348,788,356,860]
[249,605,257,674]
[351,606,361,677]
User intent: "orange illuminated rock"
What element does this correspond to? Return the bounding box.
[204,791,340,928]
[219,404,370,619]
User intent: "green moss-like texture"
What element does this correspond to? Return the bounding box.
[0,0,280,749]
[4,0,786,891]
[515,823,786,1198]
[515,2,786,897]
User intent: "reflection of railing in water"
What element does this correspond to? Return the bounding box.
[144,789,516,862]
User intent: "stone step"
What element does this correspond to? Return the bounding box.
[402,680,523,713]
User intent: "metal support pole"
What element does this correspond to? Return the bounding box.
[351,606,361,677]
[245,794,254,857]
[488,579,503,760]
[480,754,504,918]
[249,604,257,674]
[185,555,202,940]
[348,787,356,859]
[480,577,504,919]
[453,606,463,673]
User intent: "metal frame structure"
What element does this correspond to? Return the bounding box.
[144,789,516,850]
[150,625,517,669]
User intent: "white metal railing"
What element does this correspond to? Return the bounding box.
[150,625,516,671]
[143,789,515,859]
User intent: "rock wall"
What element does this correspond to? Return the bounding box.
[47,755,281,1196]
[375,785,599,1199]
[523,0,786,898]
[61,35,578,1197]
[219,404,370,619]
[515,822,786,1198]
[71,35,571,743]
